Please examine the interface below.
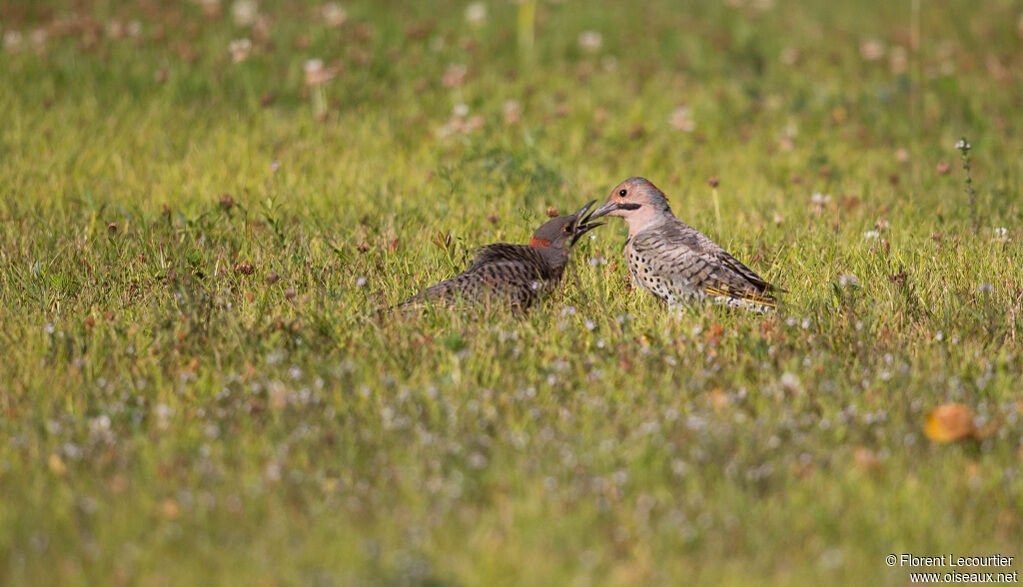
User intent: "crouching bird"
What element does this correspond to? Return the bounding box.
[402,200,604,309]
[588,177,782,311]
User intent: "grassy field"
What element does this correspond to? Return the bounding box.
[2,0,1023,584]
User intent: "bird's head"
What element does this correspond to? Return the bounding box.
[529,200,604,248]
[588,177,672,229]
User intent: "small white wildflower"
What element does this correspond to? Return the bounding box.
[530,280,541,291]
[780,372,801,391]
[978,283,994,293]
[502,100,522,125]
[304,58,334,85]
[584,319,596,331]
[355,276,367,287]
[44,322,55,334]
[322,2,347,27]
[465,2,487,26]
[578,31,602,53]
[264,462,281,482]
[561,305,576,316]
[231,0,259,26]
[154,404,173,422]
[863,230,879,240]
[954,139,971,151]
[935,331,944,341]
[810,192,831,205]
[838,274,859,287]
[453,103,469,117]
[441,63,468,87]
[669,106,695,132]
[89,414,111,434]
[3,30,22,50]
[228,38,252,63]
[859,39,885,61]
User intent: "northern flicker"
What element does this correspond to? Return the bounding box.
[589,177,781,310]
[402,200,603,309]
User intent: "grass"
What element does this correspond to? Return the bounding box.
[1,0,1022,584]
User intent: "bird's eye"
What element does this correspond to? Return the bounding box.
[618,189,627,197]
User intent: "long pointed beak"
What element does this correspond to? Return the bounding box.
[571,199,604,245]
[587,200,640,221]
[587,200,619,221]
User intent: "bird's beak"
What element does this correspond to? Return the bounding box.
[587,200,640,221]
[571,199,604,245]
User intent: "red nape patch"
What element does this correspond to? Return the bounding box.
[644,179,663,193]
[529,238,552,247]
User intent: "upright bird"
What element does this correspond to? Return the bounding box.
[588,177,780,311]
[402,200,603,309]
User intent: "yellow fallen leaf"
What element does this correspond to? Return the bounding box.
[924,403,976,443]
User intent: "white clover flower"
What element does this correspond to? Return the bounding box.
[669,106,695,132]
[304,58,334,85]
[3,30,22,51]
[838,274,859,287]
[229,38,252,63]
[232,0,259,26]
[578,31,603,53]
[502,100,522,125]
[859,39,884,61]
[322,2,347,27]
[355,276,367,287]
[442,63,467,87]
[465,2,487,26]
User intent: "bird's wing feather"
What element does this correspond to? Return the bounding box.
[631,227,779,307]
[469,244,556,279]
